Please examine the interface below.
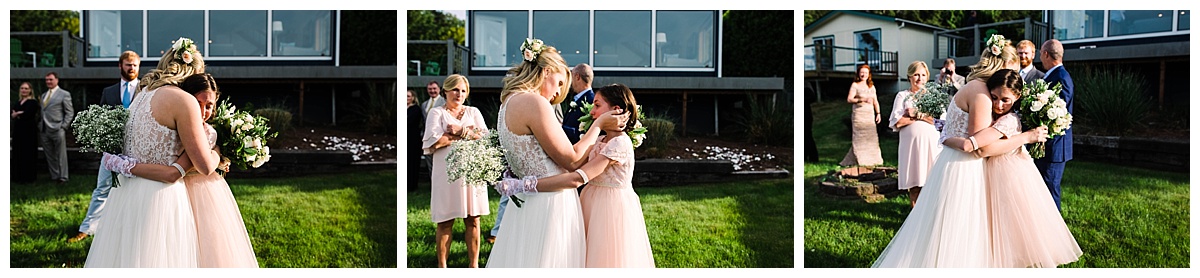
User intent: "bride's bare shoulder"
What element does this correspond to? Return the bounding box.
[506,92,547,109]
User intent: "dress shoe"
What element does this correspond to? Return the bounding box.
[486,235,496,244]
[67,232,88,243]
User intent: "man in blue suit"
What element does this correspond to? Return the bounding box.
[69,50,139,243]
[562,63,595,144]
[1036,39,1073,212]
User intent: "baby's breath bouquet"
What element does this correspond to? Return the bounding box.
[577,104,649,148]
[1017,79,1072,159]
[208,99,277,171]
[71,104,129,154]
[72,104,130,186]
[447,129,506,187]
[915,82,955,119]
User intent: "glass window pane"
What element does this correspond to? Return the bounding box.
[147,11,205,57]
[1052,10,1105,40]
[210,10,267,57]
[472,11,528,67]
[655,11,715,68]
[533,11,588,66]
[88,10,142,58]
[272,10,333,57]
[1109,10,1172,36]
[594,11,650,68]
[1179,10,1190,31]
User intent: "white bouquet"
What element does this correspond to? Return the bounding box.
[209,99,277,171]
[72,104,130,186]
[1017,79,1073,159]
[447,129,506,187]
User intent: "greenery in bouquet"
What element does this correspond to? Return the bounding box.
[577,103,649,148]
[208,99,277,171]
[1016,79,1073,159]
[447,129,506,188]
[71,104,129,154]
[915,82,955,119]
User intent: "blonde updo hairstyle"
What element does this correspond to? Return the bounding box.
[140,38,206,93]
[966,42,1017,82]
[500,45,571,105]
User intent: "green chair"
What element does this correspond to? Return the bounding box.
[39,52,56,68]
[11,39,28,67]
[423,61,441,76]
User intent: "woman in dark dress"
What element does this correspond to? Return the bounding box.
[407,90,424,193]
[11,81,41,183]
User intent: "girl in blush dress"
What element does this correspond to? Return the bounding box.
[944,69,1082,268]
[178,73,259,267]
[577,84,655,268]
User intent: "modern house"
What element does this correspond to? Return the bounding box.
[10,10,397,127]
[406,10,788,136]
[804,10,948,98]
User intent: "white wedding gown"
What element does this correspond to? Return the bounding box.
[84,87,199,267]
[486,99,587,268]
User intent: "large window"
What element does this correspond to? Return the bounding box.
[533,11,589,66]
[87,10,142,58]
[147,10,205,56]
[210,10,267,57]
[1109,10,1173,36]
[854,29,881,65]
[594,11,651,68]
[1180,10,1191,31]
[655,11,714,68]
[272,10,332,57]
[1052,10,1105,40]
[473,11,528,67]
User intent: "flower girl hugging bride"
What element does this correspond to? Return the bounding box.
[495,83,655,268]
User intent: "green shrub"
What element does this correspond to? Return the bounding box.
[640,116,676,158]
[1075,67,1152,135]
[351,82,398,134]
[736,93,794,146]
[254,107,293,135]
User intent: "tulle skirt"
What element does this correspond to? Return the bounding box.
[872,148,990,267]
[987,149,1082,267]
[84,176,198,268]
[184,172,259,268]
[580,185,655,268]
[486,189,586,268]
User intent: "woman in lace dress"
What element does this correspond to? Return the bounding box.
[486,38,625,268]
[841,64,884,166]
[872,36,1045,267]
[86,37,223,267]
[943,69,1082,267]
[423,74,490,268]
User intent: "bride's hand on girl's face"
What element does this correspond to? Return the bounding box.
[595,108,629,131]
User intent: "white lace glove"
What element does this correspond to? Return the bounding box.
[493,169,538,197]
[102,152,138,178]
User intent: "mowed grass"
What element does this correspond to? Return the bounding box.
[406,178,795,268]
[9,170,397,268]
[802,98,1190,267]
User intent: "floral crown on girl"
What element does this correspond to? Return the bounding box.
[520,38,547,62]
[985,34,1010,56]
[171,37,200,65]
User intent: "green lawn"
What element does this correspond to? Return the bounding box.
[9,170,397,268]
[406,178,795,268]
[803,98,1190,267]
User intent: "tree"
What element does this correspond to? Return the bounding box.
[804,10,1043,30]
[722,10,794,78]
[10,10,80,34]
[406,10,465,75]
[340,10,398,66]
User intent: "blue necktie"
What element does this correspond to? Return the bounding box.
[122,82,132,108]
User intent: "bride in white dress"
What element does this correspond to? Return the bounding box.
[84,38,223,267]
[486,39,625,268]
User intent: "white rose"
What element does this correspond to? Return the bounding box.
[246,154,256,162]
[1031,101,1045,112]
[262,146,270,155]
[243,137,254,149]
[523,49,534,61]
[252,154,269,168]
[1053,97,1066,108]
[242,123,253,131]
[172,37,186,51]
[1047,106,1062,119]
[253,138,262,148]
[244,114,254,122]
[531,39,543,50]
[180,51,193,64]
[990,45,1001,55]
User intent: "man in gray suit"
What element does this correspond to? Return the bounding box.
[68,51,139,243]
[1017,40,1046,83]
[420,80,446,118]
[40,71,74,184]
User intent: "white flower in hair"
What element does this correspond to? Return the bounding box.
[520,38,547,62]
[985,34,1009,55]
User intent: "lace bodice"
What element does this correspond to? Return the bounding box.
[123,88,183,165]
[498,100,567,179]
[993,113,1024,155]
[938,102,972,144]
[588,135,635,188]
